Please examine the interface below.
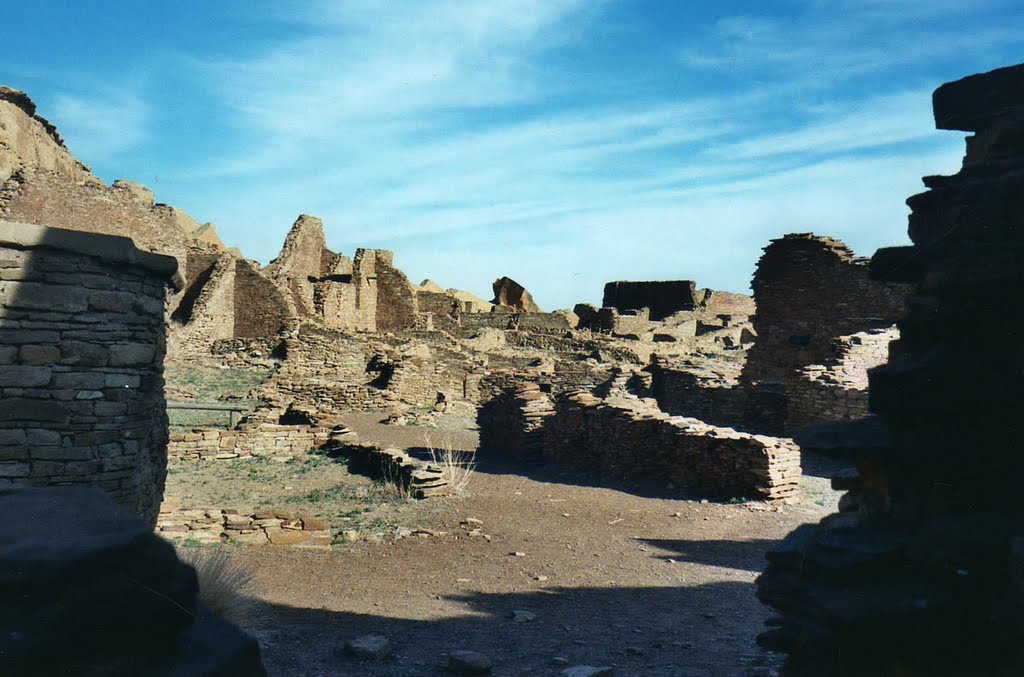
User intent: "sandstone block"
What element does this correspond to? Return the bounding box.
[0,463,31,477]
[0,429,27,445]
[88,291,130,313]
[0,365,51,387]
[6,282,90,312]
[60,341,108,367]
[0,398,67,423]
[108,343,155,367]
[25,429,61,446]
[18,345,61,366]
[267,529,311,546]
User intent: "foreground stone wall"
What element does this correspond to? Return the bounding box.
[0,221,179,525]
[157,502,332,547]
[757,62,1024,675]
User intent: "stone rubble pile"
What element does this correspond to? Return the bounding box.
[757,62,1024,676]
[156,502,332,547]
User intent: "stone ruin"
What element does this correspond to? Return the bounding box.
[0,80,935,536]
[757,62,1024,675]
[0,221,180,525]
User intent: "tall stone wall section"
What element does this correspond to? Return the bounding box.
[742,234,908,386]
[0,221,179,525]
[374,250,419,332]
[757,63,1024,675]
[784,327,895,430]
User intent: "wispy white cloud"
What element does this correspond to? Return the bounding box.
[70,0,1013,309]
[50,88,149,162]
[681,3,1023,81]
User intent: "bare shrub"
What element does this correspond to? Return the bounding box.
[178,547,257,628]
[425,432,476,495]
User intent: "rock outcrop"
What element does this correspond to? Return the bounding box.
[492,276,541,312]
[0,86,92,184]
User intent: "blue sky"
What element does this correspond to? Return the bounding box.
[3,1,1022,309]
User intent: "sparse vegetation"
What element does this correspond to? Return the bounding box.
[178,547,257,628]
[425,432,477,495]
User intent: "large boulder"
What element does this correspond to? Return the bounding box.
[491,276,541,313]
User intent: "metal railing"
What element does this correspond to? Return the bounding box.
[167,401,246,429]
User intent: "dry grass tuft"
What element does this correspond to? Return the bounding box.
[425,433,477,495]
[178,547,258,628]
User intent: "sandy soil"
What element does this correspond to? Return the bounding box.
[174,411,844,677]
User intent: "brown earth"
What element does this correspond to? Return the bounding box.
[179,413,841,677]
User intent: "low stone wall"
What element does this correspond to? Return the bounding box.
[156,501,331,547]
[167,423,329,461]
[322,433,452,498]
[479,382,801,501]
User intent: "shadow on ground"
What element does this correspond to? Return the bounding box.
[636,538,777,573]
[248,581,781,677]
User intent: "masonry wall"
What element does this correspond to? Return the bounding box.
[742,234,909,386]
[478,382,800,501]
[375,251,419,332]
[603,280,699,321]
[0,221,178,525]
[233,258,289,338]
[416,290,462,333]
[168,423,329,461]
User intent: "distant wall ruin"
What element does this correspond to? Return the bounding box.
[0,221,180,525]
[742,234,908,385]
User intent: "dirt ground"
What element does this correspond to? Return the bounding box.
[174,412,842,677]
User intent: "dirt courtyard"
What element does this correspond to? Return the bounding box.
[183,413,840,677]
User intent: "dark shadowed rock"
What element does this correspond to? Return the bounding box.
[447,649,493,674]
[343,634,394,660]
[0,484,265,676]
[933,62,1024,131]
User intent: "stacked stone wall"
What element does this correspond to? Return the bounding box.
[233,258,289,338]
[603,280,699,320]
[784,327,895,429]
[478,382,800,501]
[156,501,332,547]
[416,290,462,333]
[742,234,908,386]
[167,424,329,461]
[375,252,419,332]
[0,221,178,525]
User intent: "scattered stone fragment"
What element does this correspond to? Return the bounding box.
[447,650,492,674]
[510,609,537,623]
[343,634,393,661]
[561,667,614,677]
